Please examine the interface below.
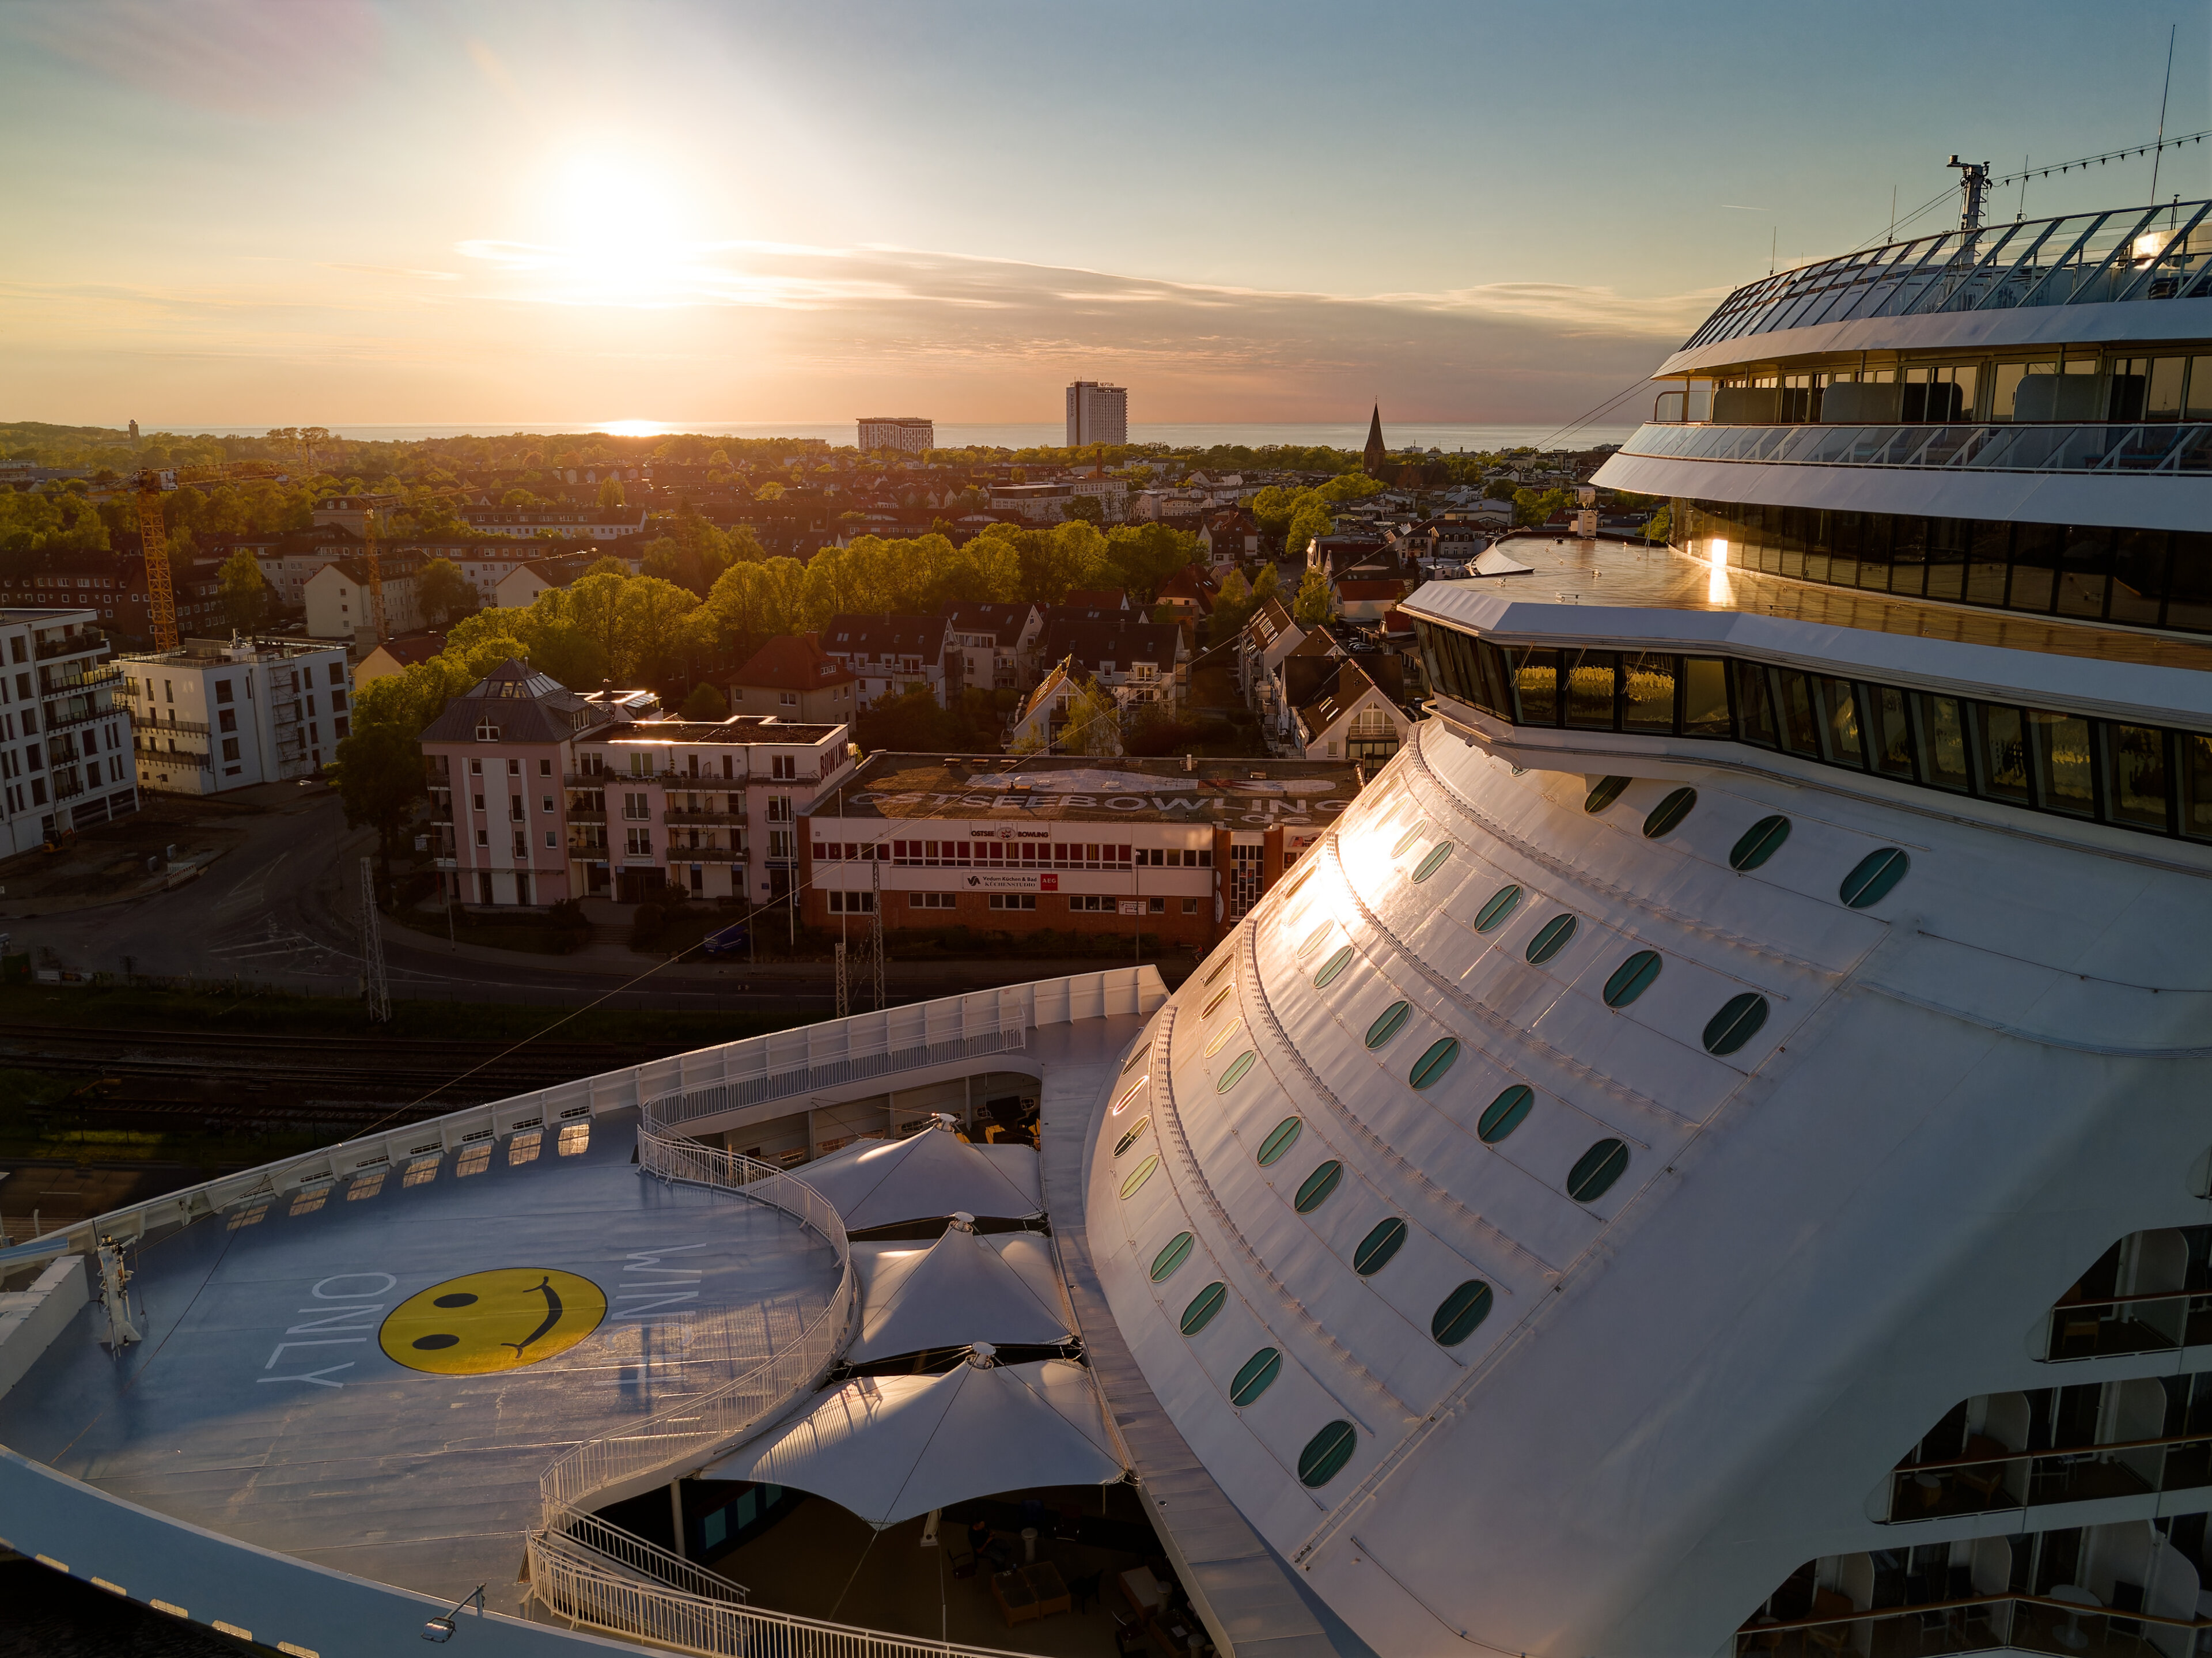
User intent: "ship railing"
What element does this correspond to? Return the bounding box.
[1884,1426,2212,1523]
[1734,1592,2211,1656]
[2043,1285,2212,1360]
[1620,418,2212,475]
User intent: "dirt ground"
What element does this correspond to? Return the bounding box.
[0,782,314,911]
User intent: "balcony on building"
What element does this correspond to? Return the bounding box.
[2045,1225,2212,1361]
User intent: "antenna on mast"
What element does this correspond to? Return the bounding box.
[1946,154,1990,237]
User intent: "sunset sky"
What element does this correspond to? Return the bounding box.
[2,0,2203,430]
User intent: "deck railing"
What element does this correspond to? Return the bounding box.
[1622,418,2212,474]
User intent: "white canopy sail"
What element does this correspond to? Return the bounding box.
[794,1123,1042,1230]
[848,1224,1070,1363]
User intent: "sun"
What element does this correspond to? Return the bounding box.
[596,420,667,438]
[532,143,704,307]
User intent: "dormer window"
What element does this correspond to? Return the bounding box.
[475,721,501,741]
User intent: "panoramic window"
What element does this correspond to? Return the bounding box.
[1431,1280,1494,1346]
[1256,1116,1304,1167]
[1478,1084,1535,1143]
[1294,1161,1344,1213]
[1314,945,1355,989]
[1643,787,1697,838]
[1200,985,1233,1020]
[1364,1002,1411,1048]
[1149,1232,1194,1282]
[1353,1217,1407,1275]
[1473,884,1521,932]
[1113,1116,1150,1158]
[1298,1421,1358,1487]
[1180,1282,1228,1336]
[1525,914,1578,965]
[1408,1039,1460,1089]
[1602,950,1663,1008]
[1229,1347,1282,1406]
[1840,847,1911,908]
[1412,842,1455,883]
[1584,775,1631,813]
[1703,993,1771,1056]
[1729,814,1791,871]
[1567,1140,1630,1203]
[1119,1154,1160,1200]
[1113,1076,1146,1115]
[1204,1018,1245,1059]
[1391,820,1430,857]
[1216,1051,1256,1092]
[1297,922,1332,959]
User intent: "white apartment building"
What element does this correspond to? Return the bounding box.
[855,417,934,455]
[0,609,138,850]
[1064,380,1128,446]
[121,637,354,794]
[303,561,425,645]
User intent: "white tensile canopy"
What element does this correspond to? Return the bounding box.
[1471,546,1534,577]
[794,1123,1042,1230]
[703,1356,1123,1528]
[848,1225,1070,1364]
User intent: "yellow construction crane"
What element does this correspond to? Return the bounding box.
[132,461,282,651]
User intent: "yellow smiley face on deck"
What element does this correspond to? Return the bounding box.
[378,1269,608,1375]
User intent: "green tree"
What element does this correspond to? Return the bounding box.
[331,721,425,888]
[1060,493,1104,525]
[1209,567,1256,646]
[680,682,728,721]
[217,548,270,633]
[1251,562,1280,606]
[597,476,627,508]
[1283,501,1335,565]
[1642,502,1671,543]
[418,557,474,627]
[1293,567,1335,629]
[1060,679,1123,756]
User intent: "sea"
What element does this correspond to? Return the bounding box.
[153,421,1637,453]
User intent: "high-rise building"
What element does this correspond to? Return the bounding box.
[1065,380,1128,447]
[855,418,934,456]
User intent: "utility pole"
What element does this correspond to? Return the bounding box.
[359,856,390,1023]
[834,939,849,1019]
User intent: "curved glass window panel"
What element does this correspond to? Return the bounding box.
[1122,1044,1147,1075]
[1352,1218,1407,1276]
[1200,985,1233,1021]
[1472,884,1522,933]
[1525,914,1578,965]
[1281,867,1313,906]
[1149,1232,1194,1282]
[1298,1421,1358,1488]
[1256,1116,1304,1167]
[1202,951,1233,986]
[1412,842,1455,883]
[1296,921,1332,959]
[1703,993,1771,1056]
[1729,814,1791,872]
[1180,1282,1228,1336]
[1313,945,1355,989]
[1391,820,1430,857]
[1119,1154,1161,1201]
[1204,1017,1245,1059]
[1408,1039,1460,1090]
[1215,1051,1257,1092]
[1602,950,1664,1008]
[1478,1084,1535,1143]
[1583,775,1631,814]
[1229,1347,1282,1406]
[1642,787,1698,839]
[1294,1160,1344,1213]
[1113,1077,1147,1116]
[1839,847,1910,909]
[1364,1002,1411,1048]
[1431,1280,1495,1346]
[1566,1139,1630,1203]
[1113,1115,1150,1158]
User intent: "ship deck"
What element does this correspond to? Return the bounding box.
[0,1106,840,1618]
[1468,536,2212,673]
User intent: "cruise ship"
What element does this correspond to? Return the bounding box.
[7,172,2212,1657]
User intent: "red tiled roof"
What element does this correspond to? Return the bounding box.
[370,631,446,667]
[1062,589,1127,610]
[730,631,858,691]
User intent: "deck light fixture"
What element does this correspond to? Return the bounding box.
[422,1585,485,1642]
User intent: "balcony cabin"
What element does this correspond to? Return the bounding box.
[2046,1225,2212,1360]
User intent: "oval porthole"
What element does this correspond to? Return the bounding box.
[1642,786,1697,839]
[1119,1154,1161,1201]
[1149,1232,1194,1282]
[1313,945,1355,989]
[1352,1217,1407,1276]
[1113,1115,1150,1158]
[1729,813,1791,872]
[1256,1116,1304,1167]
[1294,1160,1344,1214]
[1478,1084,1534,1143]
[1525,914,1578,965]
[1298,1421,1358,1487]
[1473,884,1522,933]
[1203,951,1233,986]
[1180,1282,1228,1335]
[1200,984,1233,1021]
[1412,843,1455,883]
[1113,1076,1147,1116]
[1584,775,1631,814]
[1215,1051,1256,1092]
[1121,1044,1147,1075]
[1229,1347,1282,1406]
[1364,1002,1411,1048]
[1566,1139,1630,1203]
[1703,992,1771,1056]
[1408,1038,1460,1090]
[1602,949,1663,1008]
[1431,1280,1494,1346]
[1204,1017,1245,1059]
[1296,921,1332,959]
[1840,847,1910,909]
[1391,820,1429,857]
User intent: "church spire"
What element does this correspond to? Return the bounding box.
[1362,404,1387,476]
